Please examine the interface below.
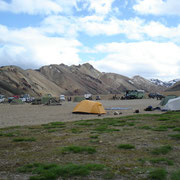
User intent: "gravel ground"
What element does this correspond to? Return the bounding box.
[0,99,163,128]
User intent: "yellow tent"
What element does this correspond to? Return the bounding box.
[73,100,106,114]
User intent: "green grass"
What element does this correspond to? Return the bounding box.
[42,122,65,129]
[89,135,99,139]
[149,157,174,165]
[148,168,168,180]
[18,163,105,179]
[0,112,180,179]
[71,128,83,134]
[151,145,172,155]
[152,126,168,131]
[60,145,96,154]
[173,128,180,131]
[13,137,36,142]
[117,144,135,149]
[169,134,180,139]
[157,117,170,121]
[171,169,180,180]
[94,125,120,133]
[138,125,152,130]
[75,122,94,126]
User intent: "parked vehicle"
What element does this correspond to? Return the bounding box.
[60,95,65,101]
[0,95,5,103]
[84,93,92,100]
[121,90,144,99]
[148,93,165,100]
[96,95,101,100]
[21,94,33,103]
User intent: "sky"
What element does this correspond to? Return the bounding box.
[0,0,180,81]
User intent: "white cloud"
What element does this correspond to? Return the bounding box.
[77,15,180,41]
[40,15,78,37]
[134,0,180,16]
[0,25,81,68]
[87,0,115,15]
[0,0,63,15]
[78,16,145,39]
[89,41,180,80]
[0,0,115,15]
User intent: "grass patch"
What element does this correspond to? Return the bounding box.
[17,163,105,179]
[152,126,168,131]
[94,125,120,133]
[139,125,151,130]
[148,168,167,180]
[157,117,170,121]
[171,169,180,180]
[42,122,65,129]
[71,128,83,134]
[48,129,58,133]
[0,126,21,130]
[75,122,94,126]
[0,132,15,137]
[117,144,135,149]
[151,145,172,155]
[60,145,96,154]
[173,128,180,131]
[169,134,180,140]
[13,137,36,142]
[90,135,99,139]
[149,157,174,165]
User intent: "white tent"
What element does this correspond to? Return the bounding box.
[164,97,180,111]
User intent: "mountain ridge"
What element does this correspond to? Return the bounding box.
[0,63,172,96]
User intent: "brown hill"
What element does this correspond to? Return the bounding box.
[0,63,166,97]
[166,81,180,91]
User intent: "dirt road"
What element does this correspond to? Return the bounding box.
[0,99,162,128]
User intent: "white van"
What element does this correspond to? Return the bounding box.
[60,95,65,101]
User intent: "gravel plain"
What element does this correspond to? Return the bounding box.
[0,99,163,128]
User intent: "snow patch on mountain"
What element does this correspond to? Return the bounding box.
[150,79,180,87]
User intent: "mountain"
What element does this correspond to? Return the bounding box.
[166,81,180,91]
[0,63,167,97]
[150,78,180,87]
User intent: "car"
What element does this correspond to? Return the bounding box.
[60,95,65,101]
[148,93,165,100]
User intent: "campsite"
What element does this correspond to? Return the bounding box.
[0,96,180,179]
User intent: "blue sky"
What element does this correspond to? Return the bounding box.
[0,0,180,81]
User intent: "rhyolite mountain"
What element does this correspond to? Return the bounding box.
[0,63,167,96]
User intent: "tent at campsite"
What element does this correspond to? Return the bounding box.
[73,100,106,114]
[73,96,85,102]
[164,97,180,111]
[160,95,178,106]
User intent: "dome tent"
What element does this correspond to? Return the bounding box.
[164,97,180,111]
[160,95,177,106]
[73,100,106,114]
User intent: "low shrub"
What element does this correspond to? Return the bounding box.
[171,169,180,180]
[169,134,180,140]
[13,137,36,142]
[117,144,135,149]
[151,145,172,155]
[60,145,96,154]
[148,168,167,180]
[17,163,105,179]
[149,157,174,165]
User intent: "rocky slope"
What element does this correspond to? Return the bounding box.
[150,78,180,87]
[166,81,180,91]
[0,63,167,97]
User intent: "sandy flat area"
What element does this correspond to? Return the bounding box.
[0,99,163,128]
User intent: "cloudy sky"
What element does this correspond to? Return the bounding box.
[0,0,180,81]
